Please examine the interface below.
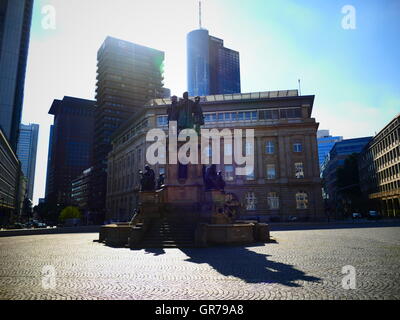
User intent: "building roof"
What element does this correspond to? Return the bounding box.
[48,96,96,115]
[149,90,300,107]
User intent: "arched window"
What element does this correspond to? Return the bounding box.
[267,192,279,209]
[296,191,308,209]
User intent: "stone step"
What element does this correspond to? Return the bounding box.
[135,218,198,248]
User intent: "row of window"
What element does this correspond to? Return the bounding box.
[108,190,309,213]
[224,162,304,180]
[156,107,302,127]
[265,141,303,153]
[245,191,308,210]
[372,127,399,157]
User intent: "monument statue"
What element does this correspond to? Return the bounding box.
[167,96,179,122]
[156,173,165,190]
[139,164,156,192]
[167,92,204,132]
[204,164,225,191]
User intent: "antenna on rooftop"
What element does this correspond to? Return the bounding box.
[199,1,202,29]
[298,79,302,96]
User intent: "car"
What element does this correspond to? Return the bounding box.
[288,216,298,222]
[9,223,25,229]
[352,213,362,219]
[367,211,381,220]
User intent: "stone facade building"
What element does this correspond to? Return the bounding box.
[105,90,324,222]
[358,114,400,216]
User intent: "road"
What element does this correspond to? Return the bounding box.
[0,223,399,300]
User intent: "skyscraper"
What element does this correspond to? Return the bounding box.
[91,37,166,220]
[16,123,39,201]
[187,29,241,97]
[0,0,34,151]
[317,130,343,168]
[45,97,96,206]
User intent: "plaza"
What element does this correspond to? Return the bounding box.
[1,223,399,300]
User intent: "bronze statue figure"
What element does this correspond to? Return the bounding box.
[167,92,204,133]
[139,164,156,192]
[156,173,165,190]
[167,95,179,122]
[204,164,225,191]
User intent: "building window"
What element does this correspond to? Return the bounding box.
[157,116,168,127]
[203,145,212,158]
[266,141,275,154]
[245,192,257,211]
[295,162,304,178]
[245,142,253,156]
[224,143,232,157]
[267,192,279,209]
[293,143,303,152]
[224,165,234,181]
[266,164,276,180]
[246,167,255,180]
[296,192,308,209]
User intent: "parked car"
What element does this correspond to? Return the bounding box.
[352,213,362,219]
[9,223,25,229]
[30,220,47,228]
[367,211,381,220]
[288,216,298,222]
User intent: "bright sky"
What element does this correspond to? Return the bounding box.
[23,0,400,205]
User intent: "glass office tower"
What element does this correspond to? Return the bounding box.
[187,29,241,97]
[16,123,39,201]
[0,0,34,151]
[317,130,343,168]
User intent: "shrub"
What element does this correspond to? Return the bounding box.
[59,206,81,222]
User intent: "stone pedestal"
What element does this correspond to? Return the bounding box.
[138,191,162,218]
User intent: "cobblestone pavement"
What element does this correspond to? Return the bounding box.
[0,226,399,300]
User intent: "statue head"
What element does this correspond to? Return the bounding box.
[144,164,150,171]
[183,92,189,100]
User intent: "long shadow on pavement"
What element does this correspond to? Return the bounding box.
[181,245,321,287]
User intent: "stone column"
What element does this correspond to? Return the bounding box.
[256,136,264,180]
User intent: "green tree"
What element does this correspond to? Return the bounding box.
[59,206,81,222]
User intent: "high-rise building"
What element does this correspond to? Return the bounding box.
[45,97,96,206]
[45,125,54,199]
[358,114,400,217]
[0,128,22,226]
[0,0,34,151]
[16,123,39,201]
[187,29,241,97]
[321,137,372,217]
[317,130,343,168]
[91,36,167,220]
